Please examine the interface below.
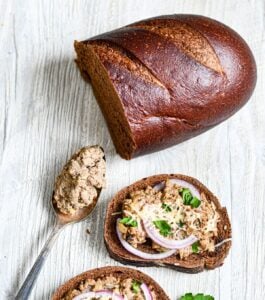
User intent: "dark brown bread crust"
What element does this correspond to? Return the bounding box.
[75,14,256,159]
[52,266,170,300]
[104,174,232,273]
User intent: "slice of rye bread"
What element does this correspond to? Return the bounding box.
[104,174,232,273]
[52,266,170,300]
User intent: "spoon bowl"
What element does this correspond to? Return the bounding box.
[52,188,102,225]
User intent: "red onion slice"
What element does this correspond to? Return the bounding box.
[73,290,124,300]
[116,219,176,260]
[143,220,198,249]
[215,238,232,248]
[141,283,153,300]
[152,181,165,191]
[153,179,201,199]
[73,291,96,300]
[169,179,201,199]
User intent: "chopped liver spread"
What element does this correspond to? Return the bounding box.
[118,180,220,258]
[62,274,156,300]
[53,146,105,215]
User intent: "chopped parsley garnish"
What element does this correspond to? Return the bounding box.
[162,203,172,212]
[192,241,200,253]
[120,216,138,227]
[177,220,185,228]
[180,188,193,205]
[153,220,171,237]
[190,197,201,208]
[180,293,214,300]
[180,188,201,208]
[131,280,141,293]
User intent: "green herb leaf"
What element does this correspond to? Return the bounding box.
[120,217,138,227]
[177,220,185,228]
[203,296,214,300]
[162,203,172,212]
[180,188,193,205]
[180,293,194,300]
[192,241,200,253]
[153,220,171,237]
[190,197,201,208]
[180,188,201,209]
[180,293,214,300]
[194,294,206,300]
[131,280,141,293]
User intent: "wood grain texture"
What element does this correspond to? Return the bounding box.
[0,0,264,299]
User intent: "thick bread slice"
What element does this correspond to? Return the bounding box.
[104,174,231,273]
[52,266,170,300]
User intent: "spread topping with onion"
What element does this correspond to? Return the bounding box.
[61,274,155,300]
[117,179,220,259]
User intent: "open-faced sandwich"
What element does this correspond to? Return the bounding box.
[52,266,169,300]
[104,174,231,273]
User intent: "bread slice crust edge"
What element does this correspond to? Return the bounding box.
[52,266,170,300]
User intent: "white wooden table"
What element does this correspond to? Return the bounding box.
[0,1,264,299]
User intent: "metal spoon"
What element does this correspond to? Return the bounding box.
[15,151,105,300]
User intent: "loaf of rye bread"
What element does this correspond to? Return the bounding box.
[52,266,169,299]
[74,14,256,159]
[104,174,232,273]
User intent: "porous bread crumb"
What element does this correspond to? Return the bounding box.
[62,274,156,300]
[53,146,105,215]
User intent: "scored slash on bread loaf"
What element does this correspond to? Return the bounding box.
[52,266,170,300]
[74,14,256,159]
[104,174,232,273]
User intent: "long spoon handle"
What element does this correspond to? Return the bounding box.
[15,222,64,300]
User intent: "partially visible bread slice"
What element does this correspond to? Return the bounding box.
[52,266,169,300]
[104,174,231,273]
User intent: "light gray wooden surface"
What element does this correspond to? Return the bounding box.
[0,0,264,299]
